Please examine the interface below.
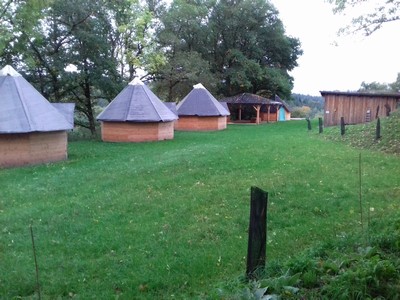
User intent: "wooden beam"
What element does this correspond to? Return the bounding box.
[253,105,261,124]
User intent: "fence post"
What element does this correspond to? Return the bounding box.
[246,186,268,279]
[376,117,381,140]
[306,118,311,131]
[340,117,345,136]
[318,117,323,134]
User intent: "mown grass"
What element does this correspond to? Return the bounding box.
[320,109,400,155]
[1,120,399,299]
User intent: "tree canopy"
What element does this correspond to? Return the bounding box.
[359,73,400,93]
[0,0,302,134]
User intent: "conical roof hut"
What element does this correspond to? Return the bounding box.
[176,83,230,131]
[0,65,74,168]
[97,78,177,142]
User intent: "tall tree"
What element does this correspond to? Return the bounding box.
[154,0,217,101]
[156,0,302,100]
[0,0,154,134]
[327,0,400,35]
[208,0,302,98]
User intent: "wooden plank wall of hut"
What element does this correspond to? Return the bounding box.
[324,95,399,126]
[101,122,175,142]
[0,131,68,168]
[175,116,227,131]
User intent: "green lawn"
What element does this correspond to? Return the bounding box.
[1,120,399,299]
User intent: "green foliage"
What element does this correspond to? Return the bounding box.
[359,72,400,94]
[222,218,400,299]
[156,0,302,99]
[291,106,312,118]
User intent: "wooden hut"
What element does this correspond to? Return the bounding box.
[0,65,74,168]
[97,78,177,142]
[321,91,400,127]
[176,83,230,131]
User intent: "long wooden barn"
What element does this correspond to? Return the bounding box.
[321,91,400,127]
[0,65,75,168]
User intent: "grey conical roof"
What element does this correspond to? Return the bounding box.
[0,65,74,133]
[177,83,230,116]
[97,78,178,122]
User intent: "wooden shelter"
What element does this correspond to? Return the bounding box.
[97,78,177,142]
[176,83,230,131]
[321,91,400,127]
[0,65,74,168]
[222,93,285,124]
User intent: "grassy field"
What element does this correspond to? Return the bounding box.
[1,120,399,299]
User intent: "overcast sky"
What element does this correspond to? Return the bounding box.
[271,0,400,96]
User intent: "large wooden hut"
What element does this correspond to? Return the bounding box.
[222,93,284,124]
[176,83,230,131]
[0,65,74,168]
[97,78,177,142]
[321,91,400,127]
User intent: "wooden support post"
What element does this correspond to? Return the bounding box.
[340,117,345,136]
[267,105,270,123]
[239,105,242,121]
[253,105,261,124]
[318,117,323,134]
[246,186,268,280]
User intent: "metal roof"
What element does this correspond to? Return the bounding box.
[177,83,230,116]
[222,93,272,105]
[320,90,400,98]
[164,102,178,117]
[97,78,178,122]
[0,65,74,133]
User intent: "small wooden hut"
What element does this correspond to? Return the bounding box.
[321,91,400,126]
[176,83,230,131]
[0,65,74,168]
[97,78,177,142]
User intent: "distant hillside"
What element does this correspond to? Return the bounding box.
[321,109,400,155]
[288,93,324,118]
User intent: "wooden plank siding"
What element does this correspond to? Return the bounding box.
[0,131,68,168]
[175,116,227,131]
[101,121,175,142]
[321,91,400,127]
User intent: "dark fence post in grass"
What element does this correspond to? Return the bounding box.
[306,118,311,131]
[318,117,323,134]
[30,224,41,300]
[246,186,268,280]
[340,117,345,136]
[376,117,381,140]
